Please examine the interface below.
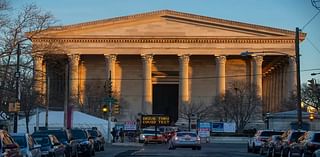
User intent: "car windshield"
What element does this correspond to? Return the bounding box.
[291,132,305,141]
[11,136,27,148]
[71,130,87,139]
[260,131,282,136]
[33,136,50,146]
[48,131,67,142]
[177,133,197,137]
[87,130,98,137]
[313,133,320,142]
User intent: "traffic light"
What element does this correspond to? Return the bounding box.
[113,104,120,114]
[308,79,316,91]
[309,112,315,121]
[102,105,108,113]
[15,102,20,112]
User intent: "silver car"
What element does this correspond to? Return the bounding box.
[10,133,41,157]
[168,131,201,150]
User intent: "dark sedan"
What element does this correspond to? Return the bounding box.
[86,129,105,151]
[32,134,65,157]
[32,129,78,157]
[288,131,320,157]
[70,129,95,157]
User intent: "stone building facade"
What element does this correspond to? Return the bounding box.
[28,10,305,122]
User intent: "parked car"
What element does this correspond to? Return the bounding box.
[273,129,306,157]
[312,148,320,157]
[32,129,78,157]
[248,130,283,153]
[86,129,105,151]
[168,131,201,150]
[288,131,320,157]
[0,129,21,157]
[10,133,41,157]
[259,135,282,156]
[32,134,65,157]
[139,128,166,144]
[70,129,95,157]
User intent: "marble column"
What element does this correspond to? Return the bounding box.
[252,55,263,97]
[104,54,117,92]
[288,56,297,98]
[215,56,226,97]
[33,54,44,104]
[68,54,80,109]
[142,54,153,114]
[179,55,190,105]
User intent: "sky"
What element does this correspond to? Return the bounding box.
[11,0,320,83]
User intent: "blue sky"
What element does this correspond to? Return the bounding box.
[12,0,320,83]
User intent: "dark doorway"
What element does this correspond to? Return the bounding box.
[153,84,179,124]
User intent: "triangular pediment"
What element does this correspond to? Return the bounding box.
[30,10,301,39]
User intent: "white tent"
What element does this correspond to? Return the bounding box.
[18,111,114,139]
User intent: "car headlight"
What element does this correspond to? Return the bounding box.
[42,151,49,155]
[80,141,90,145]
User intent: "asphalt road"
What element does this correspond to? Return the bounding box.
[95,143,262,157]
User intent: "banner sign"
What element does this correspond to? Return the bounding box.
[198,122,211,137]
[124,121,137,131]
[141,115,170,127]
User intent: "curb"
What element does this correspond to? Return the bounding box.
[111,142,144,147]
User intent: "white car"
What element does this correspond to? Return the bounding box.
[168,131,201,150]
[10,133,41,157]
[247,130,283,153]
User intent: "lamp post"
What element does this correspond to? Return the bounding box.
[13,43,21,133]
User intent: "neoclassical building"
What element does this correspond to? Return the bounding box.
[28,10,305,123]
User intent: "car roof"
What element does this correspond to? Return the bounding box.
[10,133,27,136]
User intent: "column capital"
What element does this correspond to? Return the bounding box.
[104,54,117,61]
[215,55,226,64]
[253,55,263,66]
[178,54,190,64]
[32,54,44,62]
[141,54,153,63]
[288,56,296,64]
[68,54,80,63]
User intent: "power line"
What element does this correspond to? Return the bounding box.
[306,37,320,55]
[302,10,320,30]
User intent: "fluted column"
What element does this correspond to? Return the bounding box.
[179,55,190,105]
[33,54,44,104]
[252,55,263,97]
[104,54,117,92]
[68,54,80,109]
[288,56,297,98]
[142,54,153,114]
[215,56,226,97]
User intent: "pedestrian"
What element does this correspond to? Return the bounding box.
[119,128,125,143]
[111,127,116,143]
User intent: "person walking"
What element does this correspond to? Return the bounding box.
[119,128,125,143]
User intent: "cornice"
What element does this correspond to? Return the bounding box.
[32,37,295,44]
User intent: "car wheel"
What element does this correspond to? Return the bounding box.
[192,147,196,150]
[260,147,264,155]
[247,144,252,153]
[253,143,257,153]
[288,150,292,157]
[197,146,201,150]
[101,144,105,151]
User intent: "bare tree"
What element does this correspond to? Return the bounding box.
[301,82,320,111]
[179,101,215,130]
[0,2,58,131]
[214,81,262,132]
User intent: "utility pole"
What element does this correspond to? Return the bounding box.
[295,27,303,129]
[14,43,21,133]
[45,76,49,128]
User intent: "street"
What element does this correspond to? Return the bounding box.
[96,143,261,157]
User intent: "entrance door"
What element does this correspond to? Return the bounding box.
[153,84,179,124]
